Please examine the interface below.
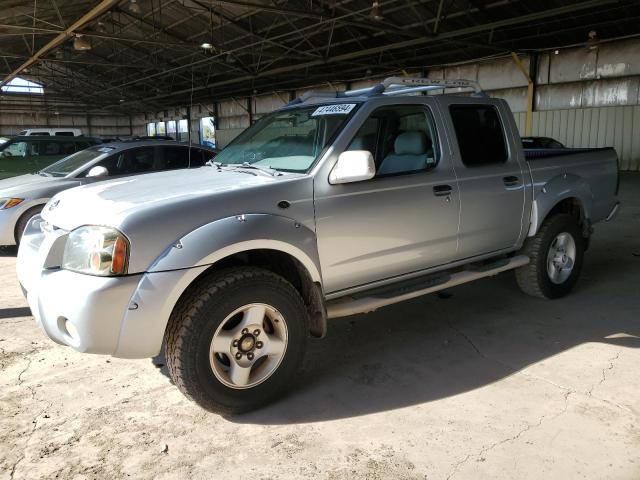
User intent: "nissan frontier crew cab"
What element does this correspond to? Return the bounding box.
[17,78,620,414]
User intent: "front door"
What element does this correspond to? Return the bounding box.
[314,101,460,294]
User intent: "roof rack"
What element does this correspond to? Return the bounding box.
[288,76,486,105]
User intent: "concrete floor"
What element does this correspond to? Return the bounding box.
[1,174,639,480]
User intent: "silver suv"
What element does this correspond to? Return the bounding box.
[17,78,619,413]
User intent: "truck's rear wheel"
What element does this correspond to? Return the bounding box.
[164,267,307,414]
[515,213,584,299]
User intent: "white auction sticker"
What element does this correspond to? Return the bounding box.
[311,104,356,116]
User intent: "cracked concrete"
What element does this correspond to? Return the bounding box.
[1,173,639,480]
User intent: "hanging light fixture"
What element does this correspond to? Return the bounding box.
[200,42,214,51]
[369,1,383,21]
[73,34,92,51]
[96,21,107,33]
[586,30,599,51]
[128,0,142,14]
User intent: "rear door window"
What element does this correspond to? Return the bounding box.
[161,146,190,170]
[449,105,508,166]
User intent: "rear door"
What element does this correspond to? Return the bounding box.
[440,99,527,258]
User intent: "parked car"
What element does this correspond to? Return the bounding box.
[522,136,565,149]
[1,141,217,245]
[17,77,619,414]
[18,128,83,136]
[0,136,101,180]
[0,137,9,145]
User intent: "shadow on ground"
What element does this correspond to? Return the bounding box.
[0,246,17,258]
[0,307,31,320]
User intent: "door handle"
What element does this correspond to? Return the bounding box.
[433,184,453,197]
[503,176,520,187]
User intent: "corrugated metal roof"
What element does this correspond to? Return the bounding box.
[0,0,639,112]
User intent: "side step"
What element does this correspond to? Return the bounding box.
[326,255,530,319]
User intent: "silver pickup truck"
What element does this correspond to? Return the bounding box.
[17,78,619,414]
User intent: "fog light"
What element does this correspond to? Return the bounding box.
[64,319,79,340]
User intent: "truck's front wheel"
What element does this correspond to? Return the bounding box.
[515,214,585,299]
[164,267,308,414]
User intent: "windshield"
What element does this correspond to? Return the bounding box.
[41,146,113,177]
[214,103,359,172]
[0,140,29,157]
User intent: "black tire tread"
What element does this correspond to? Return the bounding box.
[515,213,581,299]
[164,266,307,414]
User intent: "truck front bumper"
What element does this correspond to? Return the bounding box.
[17,217,208,358]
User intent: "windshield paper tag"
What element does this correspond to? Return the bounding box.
[311,104,356,116]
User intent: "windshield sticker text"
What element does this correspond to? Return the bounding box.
[311,104,356,116]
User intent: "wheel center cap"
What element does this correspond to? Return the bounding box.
[239,334,256,353]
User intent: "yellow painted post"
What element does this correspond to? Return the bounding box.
[511,52,534,136]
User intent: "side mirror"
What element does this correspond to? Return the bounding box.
[87,165,109,177]
[329,150,376,185]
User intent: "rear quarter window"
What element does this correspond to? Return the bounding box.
[449,105,508,166]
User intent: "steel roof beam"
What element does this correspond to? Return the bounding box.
[0,0,120,88]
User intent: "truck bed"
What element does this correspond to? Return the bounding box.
[524,147,614,161]
[525,146,619,226]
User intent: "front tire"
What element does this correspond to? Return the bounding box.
[515,214,585,299]
[164,267,308,414]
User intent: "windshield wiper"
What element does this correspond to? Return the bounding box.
[37,170,52,177]
[226,162,281,177]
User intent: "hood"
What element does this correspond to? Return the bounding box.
[43,167,282,230]
[42,166,314,273]
[0,174,80,198]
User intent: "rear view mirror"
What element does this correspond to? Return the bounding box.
[87,166,109,178]
[329,150,376,185]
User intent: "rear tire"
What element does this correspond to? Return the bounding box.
[164,267,308,414]
[15,206,43,245]
[515,214,584,299]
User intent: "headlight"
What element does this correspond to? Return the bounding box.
[62,226,129,276]
[0,198,23,209]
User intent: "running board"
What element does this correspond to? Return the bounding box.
[326,255,530,319]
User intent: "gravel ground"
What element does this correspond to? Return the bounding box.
[1,173,639,480]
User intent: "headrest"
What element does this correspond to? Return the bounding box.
[394,131,429,155]
[350,134,375,151]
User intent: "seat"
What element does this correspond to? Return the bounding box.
[377,131,433,175]
[349,133,377,153]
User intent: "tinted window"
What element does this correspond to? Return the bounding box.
[55,131,74,136]
[40,141,61,155]
[347,105,440,176]
[94,147,156,176]
[60,142,76,155]
[162,147,190,170]
[449,105,507,166]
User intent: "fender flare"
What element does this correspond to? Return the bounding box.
[147,213,322,283]
[528,174,593,237]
